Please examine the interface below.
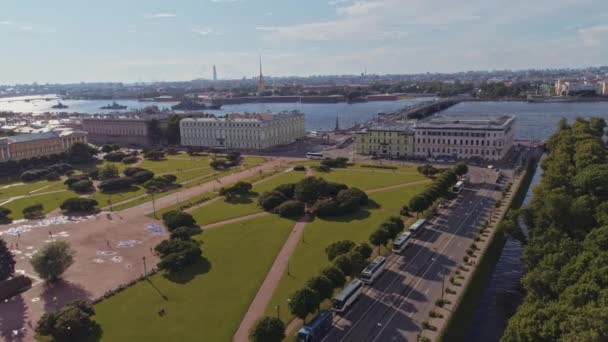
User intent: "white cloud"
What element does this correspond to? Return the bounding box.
[143,13,177,19]
[579,24,608,47]
[191,27,221,36]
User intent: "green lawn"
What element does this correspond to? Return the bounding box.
[93,215,294,341]
[0,179,67,201]
[191,170,307,226]
[3,190,77,219]
[264,182,429,322]
[316,168,425,190]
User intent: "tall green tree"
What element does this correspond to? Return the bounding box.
[31,240,75,282]
[249,316,285,342]
[288,288,320,323]
[0,238,15,281]
[164,115,182,145]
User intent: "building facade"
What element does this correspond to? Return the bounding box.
[82,115,167,147]
[355,124,414,158]
[414,115,515,161]
[180,111,305,150]
[0,130,88,162]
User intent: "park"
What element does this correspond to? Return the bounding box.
[0,148,439,341]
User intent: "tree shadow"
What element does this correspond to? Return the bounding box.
[224,192,258,205]
[41,280,92,314]
[162,257,212,284]
[0,294,27,341]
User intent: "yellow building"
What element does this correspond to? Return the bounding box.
[355,124,415,158]
[0,130,87,162]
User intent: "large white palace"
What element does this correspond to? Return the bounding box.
[180,111,306,150]
[414,115,515,161]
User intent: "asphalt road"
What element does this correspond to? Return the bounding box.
[323,168,501,342]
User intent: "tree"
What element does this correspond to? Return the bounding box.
[352,243,373,260]
[325,240,355,261]
[162,210,196,231]
[147,119,164,146]
[219,181,253,199]
[258,191,288,211]
[249,316,285,342]
[98,177,133,192]
[210,159,230,170]
[417,164,438,177]
[31,240,74,282]
[400,205,410,216]
[294,177,328,203]
[60,198,98,213]
[101,144,113,153]
[288,287,320,322]
[408,195,429,216]
[155,239,202,273]
[103,151,127,162]
[23,204,44,219]
[333,255,353,277]
[0,238,15,281]
[0,207,12,224]
[36,300,98,341]
[131,170,154,184]
[144,150,166,161]
[226,151,241,163]
[454,162,469,176]
[99,164,119,181]
[164,115,182,145]
[369,227,390,252]
[321,266,346,288]
[273,183,296,198]
[69,180,94,193]
[67,142,97,164]
[307,275,334,300]
[274,200,305,218]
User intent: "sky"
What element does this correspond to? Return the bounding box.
[1,0,607,84]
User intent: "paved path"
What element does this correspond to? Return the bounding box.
[202,211,271,230]
[233,213,312,342]
[365,179,432,194]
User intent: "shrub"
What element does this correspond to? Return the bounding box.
[20,169,48,182]
[98,164,119,181]
[325,240,355,261]
[219,181,253,199]
[144,150,165,161]
[144,175,177,192]
[315,165,331,172]
[101,144,113,153]
[321,157,348,168]
[45,171,61,181]
[258,191,288,211]
[23,204,44,219]
[131,170,154,184]
[293,165,306,171]
[333,255,353,276]
[169,226,201,240]
[313,198,340,217]
[60,198,98,213]
[273,183,296,198]
[155,240,202,273]
[64,174,89,186]
[98,177,133,192]
[69,180,94,193]
[123,167,147,177]
[48,163,73,175]
[122,156,139,164]
[162,210,196,231]
[103,151,127,162]
[274,200,305,218]
[0,275,32,301]
[360,164,397,170]
[352,243,373,259]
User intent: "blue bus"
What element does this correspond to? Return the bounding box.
[297,310,333,342]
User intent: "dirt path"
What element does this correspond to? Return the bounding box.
[233,213,312,342]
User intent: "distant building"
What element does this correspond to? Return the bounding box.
[554,80,601,96]
[601,81,608,96]
[355,124,415,158]
[414,115,515,161]
[180,111,305,150]
[0,130,87,162]
[82,115,168,147]
[213,65,218,81]
[257,57,266,95]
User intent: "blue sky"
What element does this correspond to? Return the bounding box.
[1,0,607,83]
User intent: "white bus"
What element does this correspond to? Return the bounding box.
[409,218,427,236]
[452,180,465,194]
[392,231,412,253]
[306,152,324,160]
[332,279,363,313]
[359,256,387,284]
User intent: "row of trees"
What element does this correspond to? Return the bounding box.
[156,210,203,273]
[502,117,608,341]
[368,216,405,252]
[406,163,467,215]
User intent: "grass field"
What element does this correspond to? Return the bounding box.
[3,190,77,219]
[316,168,425,190]
[0,179,67,201]
[190,170,307,226]
[93,214,294,342]
[264,182,429,322]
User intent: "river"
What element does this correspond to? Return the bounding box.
[0,96,433,132]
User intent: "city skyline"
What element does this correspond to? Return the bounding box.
[1,0,607,84]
